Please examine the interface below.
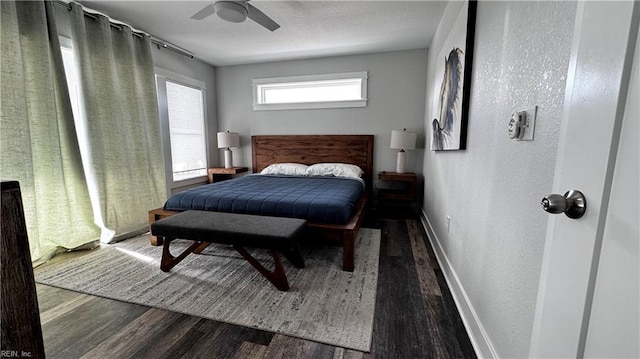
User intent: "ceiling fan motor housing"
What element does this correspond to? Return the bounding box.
[215,1,248,23]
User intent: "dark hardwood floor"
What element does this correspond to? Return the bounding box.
[36,211,476,358]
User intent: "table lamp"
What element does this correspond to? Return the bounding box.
[217,131,240,168]
[390,129,417,173]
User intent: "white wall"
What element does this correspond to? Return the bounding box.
[422,1,577,357]
[215,49,428,181]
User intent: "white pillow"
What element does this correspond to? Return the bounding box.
[260,163,308,176]
[306,163,363,179]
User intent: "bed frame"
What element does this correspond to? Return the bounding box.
[148,134,374,272]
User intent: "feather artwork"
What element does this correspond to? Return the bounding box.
[432,48,464,150]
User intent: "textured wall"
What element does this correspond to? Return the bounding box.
[422,1,577,357]
[215,49,428,178]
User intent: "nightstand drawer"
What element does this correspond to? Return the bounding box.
[377,171,417,202]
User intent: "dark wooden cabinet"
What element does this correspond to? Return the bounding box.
[376,172,418,213]
[1,181,45,358]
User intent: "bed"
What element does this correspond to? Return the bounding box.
[148,134,374,271]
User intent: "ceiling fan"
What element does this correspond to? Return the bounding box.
[190,1,280,32]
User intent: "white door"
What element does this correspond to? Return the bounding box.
[583,31,639,357]
[530,1,639,358]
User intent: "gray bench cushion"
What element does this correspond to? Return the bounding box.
[150,210,307,249]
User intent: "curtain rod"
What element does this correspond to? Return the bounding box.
[53,0,194,59]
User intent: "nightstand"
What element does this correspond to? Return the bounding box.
[376,171,418,212]
[207,167,248,183]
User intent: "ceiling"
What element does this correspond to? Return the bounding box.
[75,0,448,67]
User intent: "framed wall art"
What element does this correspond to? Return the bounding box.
[431,0,477,151]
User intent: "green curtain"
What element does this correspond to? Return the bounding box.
[68,3,166,242]
[0,1,100,264]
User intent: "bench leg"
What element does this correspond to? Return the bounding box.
[161,239,206,272]
[234,246,290,291]
[192,242,210,254]
[281,241,305,269]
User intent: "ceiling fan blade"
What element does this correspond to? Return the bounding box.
[247,3,280,31]
[190,4,216,20]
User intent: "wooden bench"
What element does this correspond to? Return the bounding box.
[150,210,306,291]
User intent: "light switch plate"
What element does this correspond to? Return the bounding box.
[518,106,537,141]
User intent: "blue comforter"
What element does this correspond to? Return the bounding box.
[164,175,365,224]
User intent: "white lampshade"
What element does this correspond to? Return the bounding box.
[217,131,240,149]
[390,129,417,150]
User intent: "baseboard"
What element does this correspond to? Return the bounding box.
[419,209,498,359]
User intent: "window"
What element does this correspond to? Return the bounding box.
[252,71,368,111]
[155,69,208,188]
[60,40,81,123]
[165,81,207,181]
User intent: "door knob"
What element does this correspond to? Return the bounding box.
[541,190,587,219]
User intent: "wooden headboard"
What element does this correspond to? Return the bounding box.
[252,135,375,188]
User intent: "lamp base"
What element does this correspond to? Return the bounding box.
[396,150,406,173]
[224,148,233,169]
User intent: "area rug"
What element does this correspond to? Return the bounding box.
[34,228,381,352]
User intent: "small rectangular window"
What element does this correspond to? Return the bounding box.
[253,71,368,111]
